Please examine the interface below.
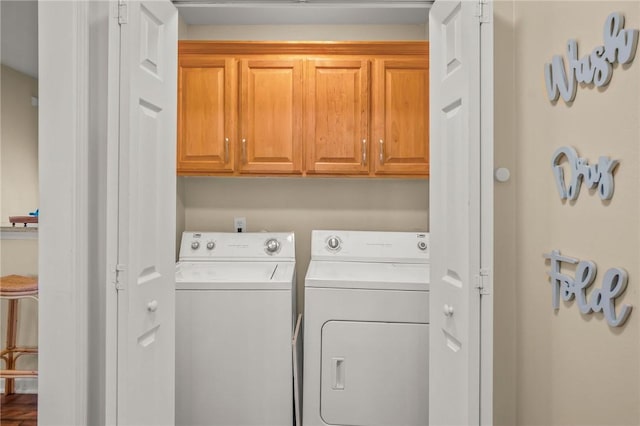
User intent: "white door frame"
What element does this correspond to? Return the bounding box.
[39,2,89,424]
[479,2,494,424]
[39,2,115,424]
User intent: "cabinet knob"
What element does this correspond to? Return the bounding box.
[224,138,229,164]
[379,139,385,164]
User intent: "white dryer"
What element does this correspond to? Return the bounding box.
[175,232,299,426]
[303,230,430,426]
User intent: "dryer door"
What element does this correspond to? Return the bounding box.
[321,320,429,426]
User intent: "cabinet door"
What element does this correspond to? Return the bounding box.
[305,59,370,175]
[177,57,236,174]
[239,59,303,174]
[373,58,429,176]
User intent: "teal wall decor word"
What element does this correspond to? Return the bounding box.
[544,12,638,103]
[551,146,618,201]
[544,250,632,327]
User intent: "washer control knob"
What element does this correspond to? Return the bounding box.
[206,241,215,250]
[191,241,200,250]
[417,241,428,251]
[327,237,340,250]
[265,238,280,254]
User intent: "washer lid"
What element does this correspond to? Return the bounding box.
[176,261,295,290]
[305,261,429,291]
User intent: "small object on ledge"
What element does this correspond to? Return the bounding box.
[9,216,38,227]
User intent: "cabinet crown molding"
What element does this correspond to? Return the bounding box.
[179,41,429,56]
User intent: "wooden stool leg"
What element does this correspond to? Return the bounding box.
[4,299,19,395]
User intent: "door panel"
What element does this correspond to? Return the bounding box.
[321,321,429,426]
[239,59,303,174]
[429,1,481,425]
[373,59,429,176]
[305,59,370,175]
[177,57,236,173]
[116,1,177,424]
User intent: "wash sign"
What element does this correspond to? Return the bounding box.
[544,12,638,103]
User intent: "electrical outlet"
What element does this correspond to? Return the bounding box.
[234,217,246,233]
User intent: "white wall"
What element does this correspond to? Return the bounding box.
[1,65,39,226]
[495,2,640,425]
[0,64,39,387]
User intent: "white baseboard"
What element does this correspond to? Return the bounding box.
[1,378,38,394]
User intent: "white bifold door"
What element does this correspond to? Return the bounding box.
[112,1,178,424]
[429,0,492,425]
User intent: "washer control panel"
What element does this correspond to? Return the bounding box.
[179,232,295,261]
[312,230,429,262]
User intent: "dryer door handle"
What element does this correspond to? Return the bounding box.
[331,357,345,390]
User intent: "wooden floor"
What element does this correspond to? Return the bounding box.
[1,393,37,426]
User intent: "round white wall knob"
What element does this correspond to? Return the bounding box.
[495,167,511,182]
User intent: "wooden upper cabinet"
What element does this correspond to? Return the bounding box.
[238,59,303,174]
[177,41,429,177]
[372,58,429,176]
[177,57,236,174]
[305,59,370,175]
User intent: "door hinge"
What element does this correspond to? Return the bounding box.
[114,264,126,291]
[475,268,491,295]
[476,0,490,23]
[118,0,128,25]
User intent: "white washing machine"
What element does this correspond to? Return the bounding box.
[175,232,299,426]
[303,230,430,426]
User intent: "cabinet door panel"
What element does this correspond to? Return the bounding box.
[305,59,370,175]
[177,57,236,174]
[373,59,429,176]
[239,59,303,174]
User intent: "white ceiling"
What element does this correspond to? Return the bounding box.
[1,0,38,78]
[0,0,431,79]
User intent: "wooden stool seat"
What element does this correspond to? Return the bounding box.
[0,275,38,297]
[0,275,38,395]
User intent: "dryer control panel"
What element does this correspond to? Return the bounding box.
[179,232,295,261]
[311,230,429,263]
